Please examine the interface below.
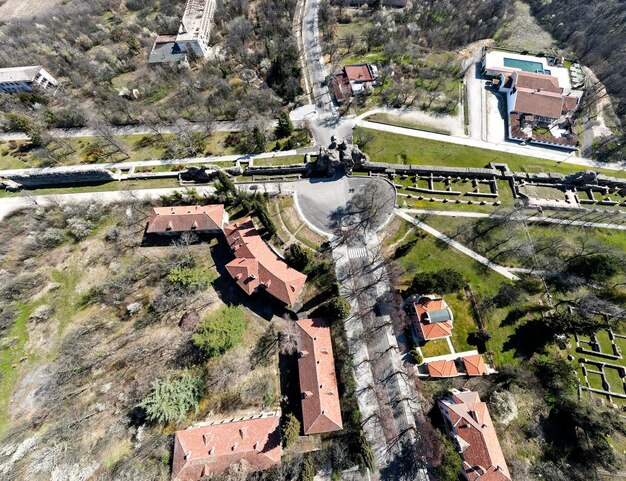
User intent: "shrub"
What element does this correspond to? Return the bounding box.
[287,243,313,271]
[138,373,203,424]
[275,111,294,139]
[192,305,248,357]
[409,348,423,365]
[282,413,301,448]
[300,455,315,481]
[66,217,93,241]
[40,227,66,248]
[435,432,463,481]
[326,296,351,321]
[167,266,216,291]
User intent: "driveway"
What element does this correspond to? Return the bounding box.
[292,175,396,235]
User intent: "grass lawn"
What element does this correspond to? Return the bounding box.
[446,295,477,352]
[268,195,327,251]
[586,371,605,391]
[354,127,626,178]
[603,367,625,394]
[253,155,305,167]
[420,338,451,358]
[0,302,35,433]
[595,330,614,355]
[386,216,514,365]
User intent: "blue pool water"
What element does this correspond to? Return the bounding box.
[504,57,545,73]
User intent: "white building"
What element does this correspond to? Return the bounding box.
[0,66,58,93]
[149,0,216,63]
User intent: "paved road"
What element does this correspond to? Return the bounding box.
[333,235,429,481]
[292,175,396,235]
[298,0,353,146]
[402,208,626,231]
[355,119,625,171]
[464,57,485,141]
[395,210,520,280]
[0,147,316,178]
[0,120,277,142]
[0,182,295,222]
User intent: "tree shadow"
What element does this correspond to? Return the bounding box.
[503,318,554,359]
[393,239,417,259]
[278,352,302,421]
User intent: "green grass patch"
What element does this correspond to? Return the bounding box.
[0,302,35,433]
[420,338,451,358]
[253,155,305,167]
[354,127,626,178]
[586,371,605,391]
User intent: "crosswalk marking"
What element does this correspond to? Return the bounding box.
[348,247,368,259]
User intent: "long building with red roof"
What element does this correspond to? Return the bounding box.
[224,217,307,305]
[146,204,226,235]
[171,412,282,481]
[296,318,343,435]
[439,390,511,481]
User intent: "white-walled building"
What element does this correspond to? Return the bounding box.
[0,66,58,93]
[149,0,216,63]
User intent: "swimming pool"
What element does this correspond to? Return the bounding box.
[504,57,545,73]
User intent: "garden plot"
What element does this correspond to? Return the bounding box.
[572,329,626,405]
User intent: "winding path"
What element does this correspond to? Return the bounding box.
[395,209,520,281]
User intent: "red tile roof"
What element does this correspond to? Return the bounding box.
[439,391,511,481]
[224,217,307,305]
[462,355,487,376]
[332,72,352,103]
[513,88,564,119]
[420,321,453,340]
[171,413,282,481]
[513,70,561,93]
[146,205,225,234]
[345,64,375,83]
[296,318,343,435]
[427,360,458,378]
[414,297,454,340]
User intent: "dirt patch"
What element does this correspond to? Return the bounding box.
[498,1,557,53]
[0,0,64,21]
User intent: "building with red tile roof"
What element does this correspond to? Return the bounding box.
[171,412,282,481]
[146,205,226,235]
[296,318,343,435]
[462,355,487,376]
[331,63,379,102]
[412,296,454,340]
[427,359,458,378]
[439,390,511,481]
[224,217,307,305]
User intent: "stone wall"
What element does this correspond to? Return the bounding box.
[6,168,114,187]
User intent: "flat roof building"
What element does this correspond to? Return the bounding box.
[149,0,216,63]
[0,66,58,93]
